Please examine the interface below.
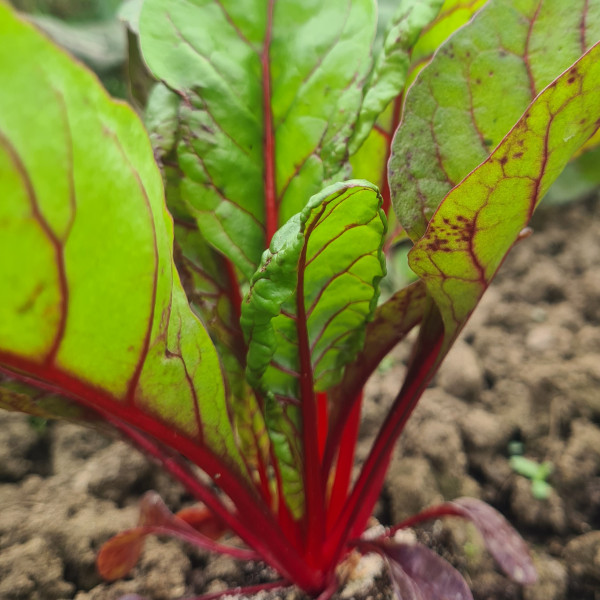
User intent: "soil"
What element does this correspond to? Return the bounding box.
[1,193,600,600]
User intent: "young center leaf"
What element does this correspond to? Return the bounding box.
[409,41,600,343]
[241,181,386,516]
[138,0,377,278]
[348,0,444,155]
[390,0,600,240]
[0,5,245,479]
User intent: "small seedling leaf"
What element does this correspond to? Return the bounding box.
[97,491,251,581]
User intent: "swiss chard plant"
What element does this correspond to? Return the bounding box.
[1,0,599,598]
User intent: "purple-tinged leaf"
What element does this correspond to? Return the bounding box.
[324,281,429,473]
[331,280,428,406]
[365,540,473,600]
[450,498,536,585]
[382,497,537,586]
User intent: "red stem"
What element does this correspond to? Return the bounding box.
[104,416,320,588]
[317,391,328,460]
[253,430,273,508]
[297,238,326,565]
[323,307,445,565]
[381,503,465,538]
[262,0,278,245]
[0,360,323,593]
[325,391,362,530]
[270,444,304,554]
[135,525,259,561]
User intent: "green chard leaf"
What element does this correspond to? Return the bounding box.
[390,0,600,240]
[0,5,244,476]
[409,42,600,343]
[138,0,377,279]
[241,181,387,513]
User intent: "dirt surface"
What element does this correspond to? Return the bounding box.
[1,194,599,600]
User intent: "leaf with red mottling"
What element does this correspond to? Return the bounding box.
[0,6,246,482]
[409,42,600,343]
[138,0,377,278]
[241,181,386,517]
[97,492,253,581]
[390,0,600,240]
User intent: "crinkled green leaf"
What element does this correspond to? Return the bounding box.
[241,181,386,513]
[390,0,600,240]
[0,4,243,475]
[349,0,444,154]
[242,181,387,397]
[409,42,600,343]
[138,0,377,279]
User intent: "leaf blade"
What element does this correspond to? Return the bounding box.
[409,41,600,341]
[390,0,600,239]
[367,540,474,600]
[0,4,243,475]
[139,0,377,277]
